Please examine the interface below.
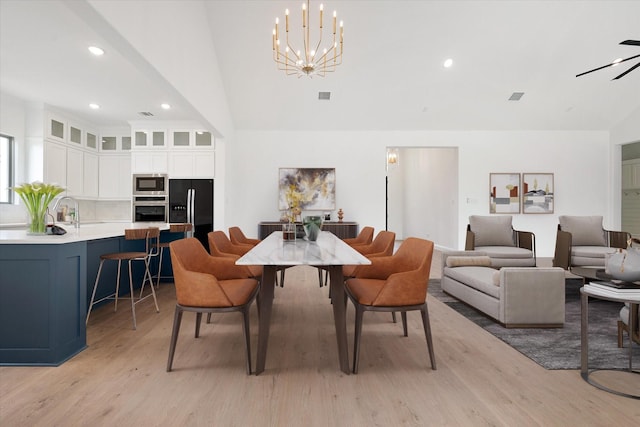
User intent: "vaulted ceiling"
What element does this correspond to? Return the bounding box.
[1,0,639,134]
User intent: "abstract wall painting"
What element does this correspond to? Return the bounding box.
[522,173,554,214]
[278,168,336,211]
[490,173,521,214]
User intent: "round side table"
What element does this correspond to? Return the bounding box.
[580,286,640,399]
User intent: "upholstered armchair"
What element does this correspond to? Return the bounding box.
[229,226,261,246]
[465,215,536,267]
[345,237,436,373]
[553,215,630,278]
[167,238,259,374]
[343,226,374,247]
[343,231,396,278]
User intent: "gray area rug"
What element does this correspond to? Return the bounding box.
[428,279,640,370]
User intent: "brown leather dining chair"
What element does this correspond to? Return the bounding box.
[167,237,259,374]
[343,226,374,247]
[229,226,261,246]
[345,237,436,374]
[342,230,396,279]
[208,230,254,258]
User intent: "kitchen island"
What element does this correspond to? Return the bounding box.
[0,222,169,366]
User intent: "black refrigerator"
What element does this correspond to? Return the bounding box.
[169,179,214,250]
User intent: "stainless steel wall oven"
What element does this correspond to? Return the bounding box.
[132,174,168,222]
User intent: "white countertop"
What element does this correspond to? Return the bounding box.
[0,222,170,244]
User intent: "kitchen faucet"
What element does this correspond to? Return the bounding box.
[52,196,80,229]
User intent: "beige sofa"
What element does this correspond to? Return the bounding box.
[441,251,565,328]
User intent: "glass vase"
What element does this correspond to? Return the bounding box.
[302,216,323,241]
[27,211,47,235]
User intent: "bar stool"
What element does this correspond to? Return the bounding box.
[86,227,160,330]
[153,223,193,287]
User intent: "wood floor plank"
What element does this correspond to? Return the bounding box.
[1,263,639,426]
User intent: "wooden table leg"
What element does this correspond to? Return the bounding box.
[329,265,350,374]
[255,265,276,375]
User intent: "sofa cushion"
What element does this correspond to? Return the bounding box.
[571,246,617,267]
[446,255,492,267]
[559,215,606,246]
[469,215,514,247]
[475,246,533,259]
[443,266,500,298]
[571,246,616,259]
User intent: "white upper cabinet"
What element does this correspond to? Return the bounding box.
[131,151,168,174]
[46,112,66,143]
[44,140,67,187]
[134,129,166,148]
[65,147,84,197]
[168,151,214,178]
[99,155,131,199]
[83,152,99,198]
[169,130,214,148]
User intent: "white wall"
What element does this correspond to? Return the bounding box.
[0,93,30,223]
[229,130,610,257]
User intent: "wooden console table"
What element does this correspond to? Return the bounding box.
[258,221,358,240]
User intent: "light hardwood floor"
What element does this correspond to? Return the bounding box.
[1,261,639,426]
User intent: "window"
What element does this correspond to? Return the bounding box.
[0,134,14,203]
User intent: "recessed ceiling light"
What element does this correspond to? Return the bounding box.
[88,46,104,56]
[89,103,100,109]
[161,103,171,110]
[443,58,453,68]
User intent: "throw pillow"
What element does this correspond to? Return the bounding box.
[446,256,492,268]
[559,216,606,246]
[469,215,515,247]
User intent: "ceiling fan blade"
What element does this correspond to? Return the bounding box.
[613,60,640,80]
[576,53,640,77]
[620,40,640,46]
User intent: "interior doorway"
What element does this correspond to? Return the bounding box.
[386,147,458,249]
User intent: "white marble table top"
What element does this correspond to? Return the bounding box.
[236,231,371,266]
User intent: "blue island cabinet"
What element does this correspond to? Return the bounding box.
[0,227,172,366]
[0,241,87,366]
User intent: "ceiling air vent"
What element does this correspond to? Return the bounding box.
[138,111,154,117]
[318,91,331,100]
[508,92,524,101]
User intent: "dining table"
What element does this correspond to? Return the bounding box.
[236,230,371,375]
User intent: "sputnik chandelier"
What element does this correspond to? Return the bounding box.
[272,0,344,78]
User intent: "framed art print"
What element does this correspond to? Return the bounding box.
[278,168,336,211]
[522,173,554,214]
[489,173,520,214]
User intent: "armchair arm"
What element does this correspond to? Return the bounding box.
[515,230,534,251]
[552,229,572,270]
[373,269,427,306]
[607,230,631,249]
[465,226,475,250]
[173,269,233,308]
[193,255,253,280]
[351,256,401,280]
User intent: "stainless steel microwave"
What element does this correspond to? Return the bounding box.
[132,174,168,196]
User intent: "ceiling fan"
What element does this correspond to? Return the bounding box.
[576,40,640,80]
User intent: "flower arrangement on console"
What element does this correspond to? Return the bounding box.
[285,184,304,223]
[13,181,65,234]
